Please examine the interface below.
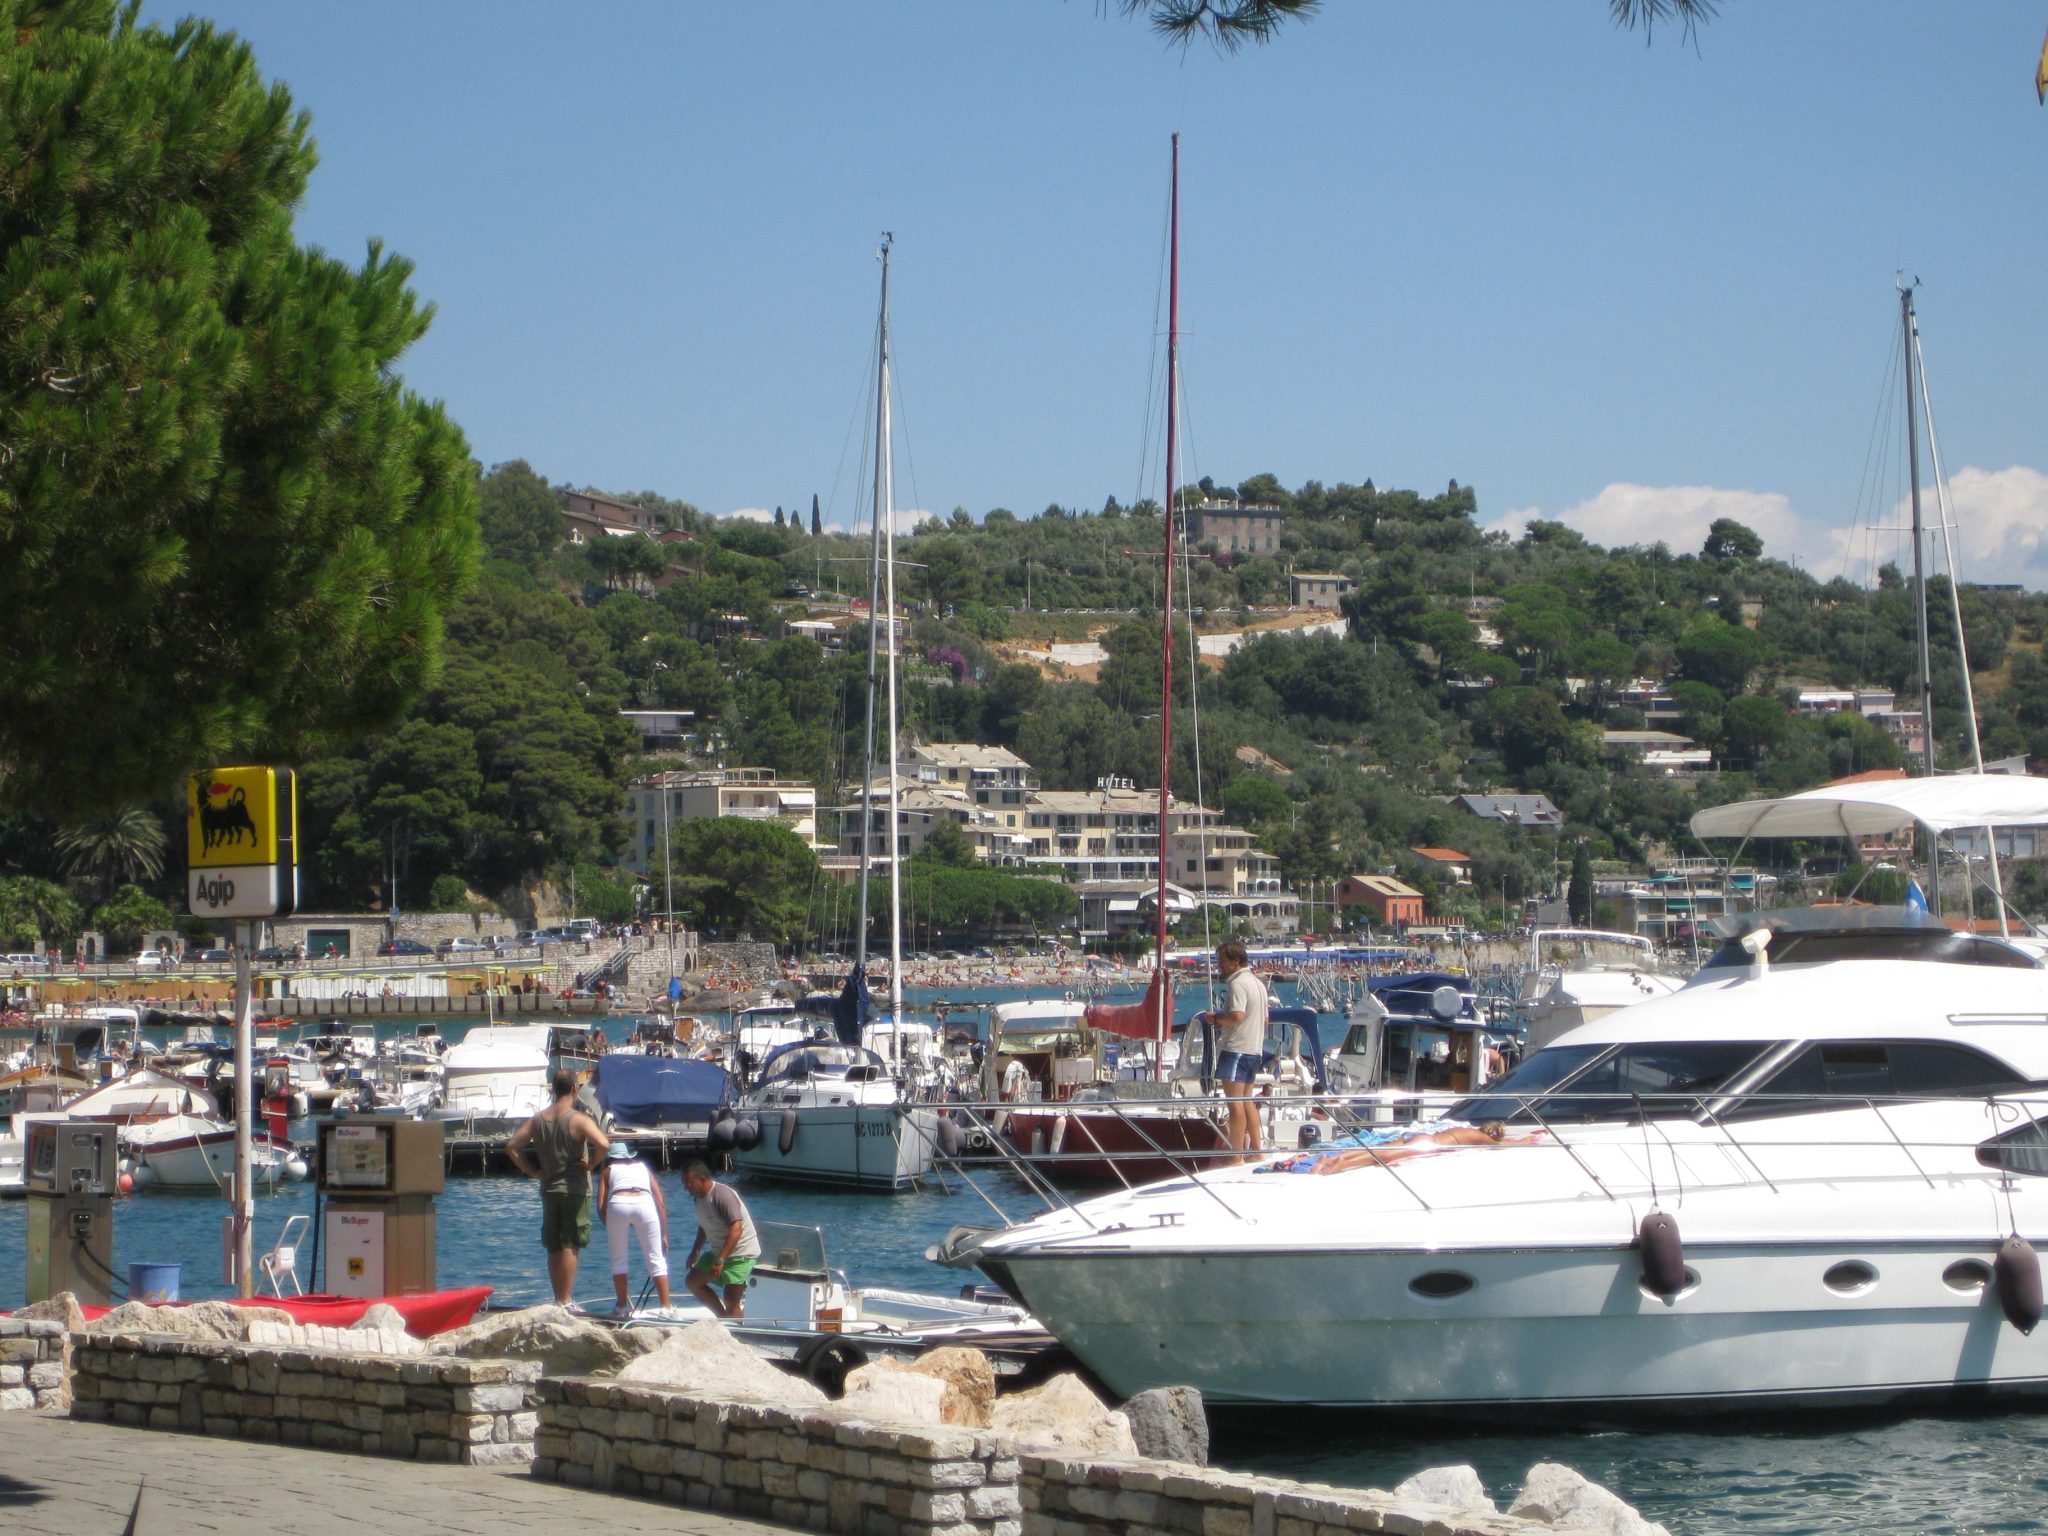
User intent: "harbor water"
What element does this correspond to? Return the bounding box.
[6,999,2048,1532]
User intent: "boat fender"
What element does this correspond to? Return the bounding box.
[1996,1235,2043,1335]
[778,1111,799,1157]
[1638,1209,1686,1299]
[707,1117,737,1153]
[1049,1113,1068,1157]
[935,1113,963,1158]
[733,1116,762,1151]
[791,1333,868,1397]
[284,1156,309,1182]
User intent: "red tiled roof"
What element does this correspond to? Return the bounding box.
[1410,847,1472,862]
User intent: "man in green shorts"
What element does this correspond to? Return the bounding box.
[506,1069,610,1304]
[682,1160,760,1319]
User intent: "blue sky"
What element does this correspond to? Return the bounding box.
[143,2,2048,584]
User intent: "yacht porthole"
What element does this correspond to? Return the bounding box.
[1943,1259,1994,1293]
[1823,1261,1878,1295]
[1637,1267,1701,1301]
[1408,1270,1475,1300]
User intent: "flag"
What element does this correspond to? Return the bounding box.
[2038,25,2047,104]
[831,961,871,1047]
[1905,878,1929,915]
[667,975,683,1002]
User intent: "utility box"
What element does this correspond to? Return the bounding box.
[24,1120,117,1306]
[314,1117,443,1299]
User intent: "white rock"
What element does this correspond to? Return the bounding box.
[615,1320,826,1405]
[988,1372,1137,1458]
[245,1318,424,1356]
[15,1291,87,1334]
[350,1303,410,1334]
[426,1305,630,1376]
[1395,1465,1495,1516]
[1509,1463,1670,1536]
[86,1300,295,1342]
[838,1362,951,1426]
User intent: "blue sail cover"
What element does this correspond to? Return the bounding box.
[1270,1005,1326,1090]
[592,1055,733,1128]
[831,962,872,1047]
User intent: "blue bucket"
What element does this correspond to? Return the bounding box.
[128,1262,181,1304]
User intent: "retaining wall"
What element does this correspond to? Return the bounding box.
[532,1379,1561,1536]
[69,1333,539,1465]
[0,1318,69,1411]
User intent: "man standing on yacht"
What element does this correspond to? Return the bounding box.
[681,1160,761,1320]
[1209,939,1270,1164]
[506,1070,610,1305]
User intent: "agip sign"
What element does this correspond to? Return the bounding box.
[186,767,298,920]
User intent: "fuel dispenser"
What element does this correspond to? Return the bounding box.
[25,1120,118,1305]
[314,1116,444,1298]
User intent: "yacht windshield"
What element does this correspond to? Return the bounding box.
[1450,1040,1772,1125]
[1698,927,2039,971]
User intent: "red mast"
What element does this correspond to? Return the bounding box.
[1154,131,1180,1077]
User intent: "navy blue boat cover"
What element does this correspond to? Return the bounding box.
[592,1055,733,1126]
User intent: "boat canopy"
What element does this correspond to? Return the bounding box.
[591,1054,733,1126]
[753,1040,886,1087]
[1691,772,2048,842]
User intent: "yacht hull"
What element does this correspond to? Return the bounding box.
[976,1237,2048,1413]
[733,1105,939,1191]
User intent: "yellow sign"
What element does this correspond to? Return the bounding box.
[186,767,291,867]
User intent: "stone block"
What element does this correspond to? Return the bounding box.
[464,1383,531,1414]
[0,1388,32,1412]
[0,1365,22,1389]
[919,1459,987,1489]
[988,1457,1022,1484]
[467,1442,534,1467]
[970,1486,1024,1520]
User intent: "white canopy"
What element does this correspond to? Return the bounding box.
[1691,773,2048,842]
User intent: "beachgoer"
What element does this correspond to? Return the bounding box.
[681,1160,760,1320]
[1202,938,1269,1164]
[505,1069,610,1304]
[596,1140,669,1315]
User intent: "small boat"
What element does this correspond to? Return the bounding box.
[730,1040,940,1192]
[1513,928,1684,1051]
[122,1111,304,1189]
[76,1285,492,1337]
[428,1023,551,1136]
[591,1053,734,1143]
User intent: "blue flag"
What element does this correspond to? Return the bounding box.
[1904,879,1929,919]
[668,975,683,1002]
[831,961,871,1047]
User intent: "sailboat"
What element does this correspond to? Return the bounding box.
[1002,137,1324,1186]
[732,237,940,1191]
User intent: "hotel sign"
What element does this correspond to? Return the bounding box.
[186,766,298,920]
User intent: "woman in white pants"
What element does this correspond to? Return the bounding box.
[596,1140,669,1314]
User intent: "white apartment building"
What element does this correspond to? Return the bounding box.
[623,768,821,875]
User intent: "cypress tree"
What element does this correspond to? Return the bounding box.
[1568,842,1594,925]
[0,0,479,817]
[811,495,822,538]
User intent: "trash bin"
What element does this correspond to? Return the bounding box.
[128,1262,181,1303]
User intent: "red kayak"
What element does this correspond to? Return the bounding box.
[75,1286,491,1339]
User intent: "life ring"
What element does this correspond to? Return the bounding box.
[778,1111,798,1157]
[1062,991,1074,1003]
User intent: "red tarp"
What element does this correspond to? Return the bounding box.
[1083,971,1172,1042]
[74,1285,491,1338]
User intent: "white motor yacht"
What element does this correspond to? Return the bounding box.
[1514,927,1685,1051]
[428,1024,551,1134]
[952,902,2048,1414]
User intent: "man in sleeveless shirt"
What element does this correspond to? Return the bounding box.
[682,1159,761,1319]
[506,1069,610,1304]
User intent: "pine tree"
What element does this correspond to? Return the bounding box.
[0,1,480,818]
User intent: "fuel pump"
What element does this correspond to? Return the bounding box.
[25,1120,118,1305]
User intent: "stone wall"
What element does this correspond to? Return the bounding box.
[531,1380,1576,1536]
[698,940,776,977]
[0,1318,69,1411]
[70,1332,539,1465]
[533,1378,1024,1536]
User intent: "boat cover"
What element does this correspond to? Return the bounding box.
[592,1054,733,1126]
[1692,772,2048,841]
[74,1286,491,1338]
[1084,971,1171,1043]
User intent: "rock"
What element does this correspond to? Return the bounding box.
[1395,1465,1495,1516]
[86,1301,295,1343]
[988,1371,1137,1458]
[426,1305,630,1376]
[14,1292,87,1334]
[615,1320,826,1405]
[839,1360,951,1425]
[1509,1463,1670,1536]
[1121,1385,1208,1465]
[908,1347,996,1427]
[350,1303,410,1335]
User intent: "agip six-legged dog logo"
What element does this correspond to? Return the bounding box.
[197,780,260,852]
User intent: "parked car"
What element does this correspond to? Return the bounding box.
[132,949,168,971]
[438,937,486,956]
[377,938,433,957]
[565,918,600,941]
[192,948,235,964]
[512,930,541,947]
[252,945,293,964]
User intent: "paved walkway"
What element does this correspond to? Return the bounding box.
[0,1411,803,1536]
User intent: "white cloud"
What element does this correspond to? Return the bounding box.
[1494,467,2048,589]
[723,506,778,524]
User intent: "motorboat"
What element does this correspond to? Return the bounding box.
[948,897,2048,1412]
[1324,970,1508,1123]
[729,1040,940,1192]
[591,1052,733,1142]
[618,1219,1047,1382]
[1514,927,1684,1050]
[123,1110,304,1189]
[427,1023,551,1135]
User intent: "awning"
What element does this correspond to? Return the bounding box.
[1691,773,2048,842]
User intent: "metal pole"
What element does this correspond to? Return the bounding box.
[1154,131,1180,1082]
[661,780,676,988]
[232,920,254,1298]
[1902,285,1940,916]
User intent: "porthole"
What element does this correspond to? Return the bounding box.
[1823,1260,1878,1295]
[1637,1267,1701,1301]
[1408,1270,1475,1300]
[1943,1259,1994,1293]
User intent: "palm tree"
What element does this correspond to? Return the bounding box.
[55,805,167,902]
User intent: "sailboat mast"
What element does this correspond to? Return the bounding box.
[880,240,905,1024]
[855,239,894,974]
[1902,286,1936,782]
[1154,133,1180,1076]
